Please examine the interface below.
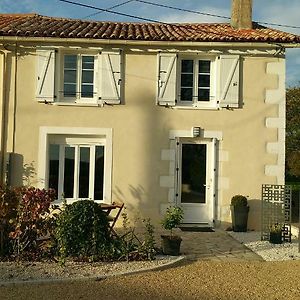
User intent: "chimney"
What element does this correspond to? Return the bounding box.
[231,0,253,29]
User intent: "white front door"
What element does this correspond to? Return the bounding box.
[177,138,215,226]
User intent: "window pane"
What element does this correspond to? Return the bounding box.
[64,55,77,69]
[199,60,210,73]
[49,144,59,197]
[81,56,94,98]
[64,55,77,98]
[181,74,193,87]
[82,70,94,83]
[94,146,105,200]
[198,89,210,102]
[198,74,210,87]
[181,60,193,73]
[81,85,94,98]
[79,147,90,198]
[64,84,76,97]
[64,147,75,198]
[82,56,94,70]
[181,88,193,101]
[64,70,77,83]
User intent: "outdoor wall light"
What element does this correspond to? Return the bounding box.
[192,127,201,137]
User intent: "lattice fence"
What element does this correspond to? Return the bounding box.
[261,184,292,242]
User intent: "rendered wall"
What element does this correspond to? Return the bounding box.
[2,43,283,230]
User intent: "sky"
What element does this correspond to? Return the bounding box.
[1,0,300,86]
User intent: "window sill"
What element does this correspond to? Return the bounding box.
[173,105,220,111]
[52,199,105,205]
[51,102,102,107]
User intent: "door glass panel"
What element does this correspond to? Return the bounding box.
[79,147,90,198]
[94,146,105,200]
[181,144,207,204]
[64,146,75,198]
[49,144,59,197]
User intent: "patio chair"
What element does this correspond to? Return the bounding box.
[107,201,124,237]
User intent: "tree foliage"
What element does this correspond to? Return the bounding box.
[286,87,300,177]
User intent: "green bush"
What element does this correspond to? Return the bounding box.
[55,200,112,261]
[161,206,184,236]
[231,195,248,207]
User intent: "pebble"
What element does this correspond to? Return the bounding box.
[228,231,300,261]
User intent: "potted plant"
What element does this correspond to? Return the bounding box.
[230,195,249,232]
[269,223,282,244]
[161,206,184,255]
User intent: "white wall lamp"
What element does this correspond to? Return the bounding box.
[192,127,201,137]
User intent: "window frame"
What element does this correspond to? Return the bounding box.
[56,50,99,104]
[48,138,106,203]
[38,127,113,205]
[177,56,217,109]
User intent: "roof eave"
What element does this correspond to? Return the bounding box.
[0,35,296,48]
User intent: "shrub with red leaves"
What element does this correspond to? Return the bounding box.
[8,187,56,259]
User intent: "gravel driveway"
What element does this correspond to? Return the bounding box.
[1,260,300,300]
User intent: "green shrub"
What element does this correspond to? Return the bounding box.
[161,206,184,236]
[231,195,248,207]
[55,200,112,261]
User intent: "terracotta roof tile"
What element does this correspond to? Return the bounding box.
[0,13,299,43]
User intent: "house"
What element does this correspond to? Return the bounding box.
[0,0,299,230]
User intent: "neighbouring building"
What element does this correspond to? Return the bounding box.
[0,0,299,229]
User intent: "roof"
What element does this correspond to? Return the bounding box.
[0,13,299,44]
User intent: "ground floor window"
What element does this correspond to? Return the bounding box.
[48,141,105,201]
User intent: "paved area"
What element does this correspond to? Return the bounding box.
[179,229,263,261]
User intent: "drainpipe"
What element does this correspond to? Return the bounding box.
[0,48,7,185]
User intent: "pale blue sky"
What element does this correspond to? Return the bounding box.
[1,0,300,86]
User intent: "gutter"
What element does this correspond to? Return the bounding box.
[0,35,298,49]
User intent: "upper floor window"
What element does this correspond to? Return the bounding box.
[157,53,240,109]
[36,48,122,106]
[62,54,96,101]
[179,58,215,107]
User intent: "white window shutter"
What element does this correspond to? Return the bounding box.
[157,53,177,106]
[36,48,56,102]
[218,55,240,108]
[99,50,122,104]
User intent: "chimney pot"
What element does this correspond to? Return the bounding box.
[231,0,253,29]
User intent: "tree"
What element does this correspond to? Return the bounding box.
[286,87,300,178]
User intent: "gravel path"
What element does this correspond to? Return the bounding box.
[228,231,300,261]
[1,260,300,300]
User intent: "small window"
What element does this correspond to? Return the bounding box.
[178,57,216,107]
[61,54,96,102]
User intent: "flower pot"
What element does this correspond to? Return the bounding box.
[161,235,182,256]
[269,231,282,244]
[230,205,249,232]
